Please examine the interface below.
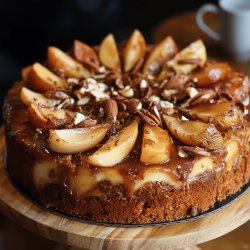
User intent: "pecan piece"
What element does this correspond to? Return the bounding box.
[138,109,161,126]
[117,101,127,111]
[44,90,71,100]
[140,85,152,98]
[127,99,142,112]
[189,89,217,106]
[75,119,97,128]
[178,58,203,66]
[165,74,189,90]
[179,146,211,156]
[58,98,75,109]
[122,75,133,87]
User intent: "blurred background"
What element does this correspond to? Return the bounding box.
[0,0,217,123]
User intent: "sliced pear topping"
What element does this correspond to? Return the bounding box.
[88,119,139,167]
[33,161,58,189]
[71,167,123,197]
[47,46,91,79]
[99,34,120,71]
[188,157,213,180]
[27,104,73,130]
[141,124,172,164]
[27,63,66,92]
[21,65,32,81]
[225,140,240,171]
[48,124,109,154]
[163,115,223,150]
[123,30,146,72]
[71,39,99,67]
[169,40,207,74]
[20,87,60,106]
[134,168,179,192]
[192,63,231,87]
[185,102,243,130]
[143,36,178,75]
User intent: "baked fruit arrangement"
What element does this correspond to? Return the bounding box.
[3,30,250,224]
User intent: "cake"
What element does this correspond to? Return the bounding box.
[3,30,250,224]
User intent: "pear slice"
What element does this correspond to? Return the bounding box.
[140,124,172,164]
[188,157,214,180]
[163,115,223,150]
[123,30,146,72]
[185,102,243,130]
[99,34,120,71]
[20,87,60,106]
[22,65,32,81]
[88,119,139,167]
[71,167,123,196]
[225,140,240,171]
[27,63,66,92]
[48,124,109,154]
[143,36,178,75]
[192,63,231,87]
[169,40,207,74]
[133,167,179,192]
[71,39,99,67]
[33,160,58,189]
[27,104,73,130]
[47,46,91,78]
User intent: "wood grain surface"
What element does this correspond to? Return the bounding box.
[0,127,249,250]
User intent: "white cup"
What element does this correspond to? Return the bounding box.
[196,0,250,61]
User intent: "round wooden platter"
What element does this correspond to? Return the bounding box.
[0,127,250,250]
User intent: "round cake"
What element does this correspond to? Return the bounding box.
[3,30,250,224]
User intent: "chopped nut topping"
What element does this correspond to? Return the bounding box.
[77,96,91,106]
[75,119,97,128]
[160,100,174,109]
[58,98,75,109]
[181,115,189,121]
[243,97,249,106]
[127,99,141,112]
[162,89,178,99]
[98,66,106,73]
[74,112,88,125]
[104,99,118,120]
[180,146,211,156]
[138,109,161,126]
[148,95,160,103]
[189,89,217,106]
[119,86,134,98]
[178,58,203,66]
[67,78,79,84]
[186,87,199,98]
[86,78,97,85]
[165,74,189,90]
[178,147,189,158]
[44,90,70,100]
[159,79,168,89]
[140,79,148,88]
[117,102,127,111]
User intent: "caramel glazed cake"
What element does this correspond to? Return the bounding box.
[3,29,250,224]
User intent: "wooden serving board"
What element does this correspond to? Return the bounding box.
[0,126,250,250]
